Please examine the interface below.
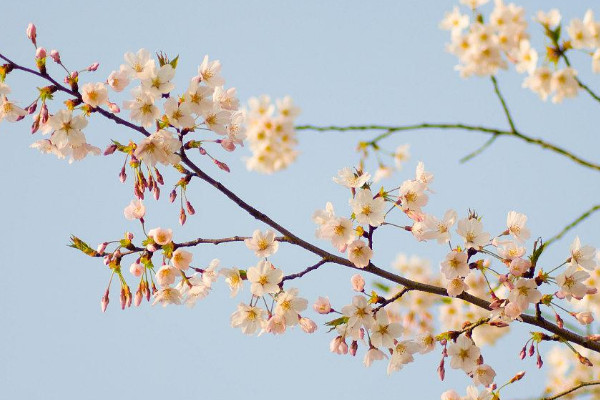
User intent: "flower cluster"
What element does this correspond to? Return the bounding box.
[244,95,300,173]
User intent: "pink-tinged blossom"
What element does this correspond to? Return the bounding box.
[220,268,243,297]
[349,188,386,227]
[42,109,87,149]
[370,310,403,349]
[231,303,265,335]
[246,260,283,296]
[330,336,348,355]
[457,217,490,249]
[446,277,468,297]
[299,317,317,333]
[440,250,469,279]
[0,82,10,97]
[123,48,155,79]
[171,248,193,271]
[264,315,286,335]
[123,199,145,220]
[152,288,182,307]
[508,279,542,311]
[184,80,214,115]
[107,66,131,92]
[575,312,594,325]
[129,263,144,277]
[274,288,308,326]
[341,295,375,330]
[123,86,160,127]
[244,229,279,258]
[556,266,590,300]
[81,82,108,108]
[398,180,428,213]
[333,167,370,188]
[387,340,421,374]
[347,239,373,268]
[351,274,365,292]
[569,236,597,271]
[164,97,195,129]
[155,265,177,288]
[134,130,182,167]
[506,211,530,242]
[313,296,332,314]
[319,217,354,251]
[464,386,494,400]
[198,55,225,87]
[440,390,461,400]
[551,68,579,104]
[497,241,525,260]
[147,227,173,246]
[420,210,457,244]
[142,64,176,96]
[26,23,37,46]
[523,67,552,101]
[364,348,388,367]
[471,363,496,387]
[509,258,531,277]
[213,86,239,111]
[448,335,481,372]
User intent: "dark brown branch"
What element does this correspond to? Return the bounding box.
[282,259,329,282]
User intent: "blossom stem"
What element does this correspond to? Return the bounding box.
[561,53,600,104]
[544,204,600,248]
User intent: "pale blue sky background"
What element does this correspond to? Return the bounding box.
[1,1,599,399]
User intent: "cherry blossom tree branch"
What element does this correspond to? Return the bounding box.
[5,51,600,356]
[295,123,600,172]
[282,259,329,282]
[541,380,600,400]
[544,204,600,248]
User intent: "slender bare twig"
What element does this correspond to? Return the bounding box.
[373,287,411,312]
[544,204,600,248]
[295,123,600,172]
[541,380,600,400]
[176,235,287,248]
[282,259,329,282]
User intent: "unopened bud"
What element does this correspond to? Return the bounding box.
[555,313,564,329]
[31,117,40,134]
[40,103,48,124]
[349,341,358,357]
[519,346,526,360]
[153,186,160,200]
[87,62,100,72]
[510,371,526,383]
[179,208,187,225]
[198,147,207,155]
[438,358,446,381]
[27,102,37,114]
[536,353,543,369]
[107,102,120,113]
[528,343,535,357]
[351,274,365,292]
[578,354,593,367]
[50,49,61,63]
[299,317,317,334]
[186,201,195,215]
[134,290,143,307]
[100,289,109,312]
[26,23,37,46]
[35,47,46,59]
[574,312,594,325]
[154,168,164,185]
[119,166,127,183]
[104,144,117,156]
[214,159,230,172]
[96,242,108,254]
[169,189,177,203]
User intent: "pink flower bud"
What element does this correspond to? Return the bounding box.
[519,346,526,360]
[198,147,207,155]
[107,102,120,113]
[186,201,195,215]
[329,336,348,355]
[313,296,331,314]
[50,49,61,63]
[154,168,164,185]
[575,312,594,325]
[179,208,187,225]
[220,139,236,152]
[96,242,108,254]
[528,343,535,357]
[26,23,37,46]
[134,290,143,307]
[119,167,127,183]
[40,103,48,124]
[27,103,37,114]
[100,289,109,313]
[35,47,46,59]
[510,371,526,383]
[71,71,78,79]
[536,354,543,369]
[349,340,358,356]
[126,232,134,240]
[103,144,117,156]
[351,274,365,292]
[587,287,598,295]
[120,288,126,310]
[555,313,564,329]
[299,317,317,333]
[359,328,365,340]
[153,186,160,200]
[169,189,177,203]
[103,255,111,266]
[87,62,100,72]
[31,117,40,134]
[438,358,445,381]
[214,159,230,172]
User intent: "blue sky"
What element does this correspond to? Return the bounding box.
[1,1,599,399]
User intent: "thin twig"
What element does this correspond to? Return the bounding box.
[374,287,411,312]
[295,123,600,172]
[545,204,600,248]
[282,259,329,282]
[176,235,287,248]
[541,380,600,400]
